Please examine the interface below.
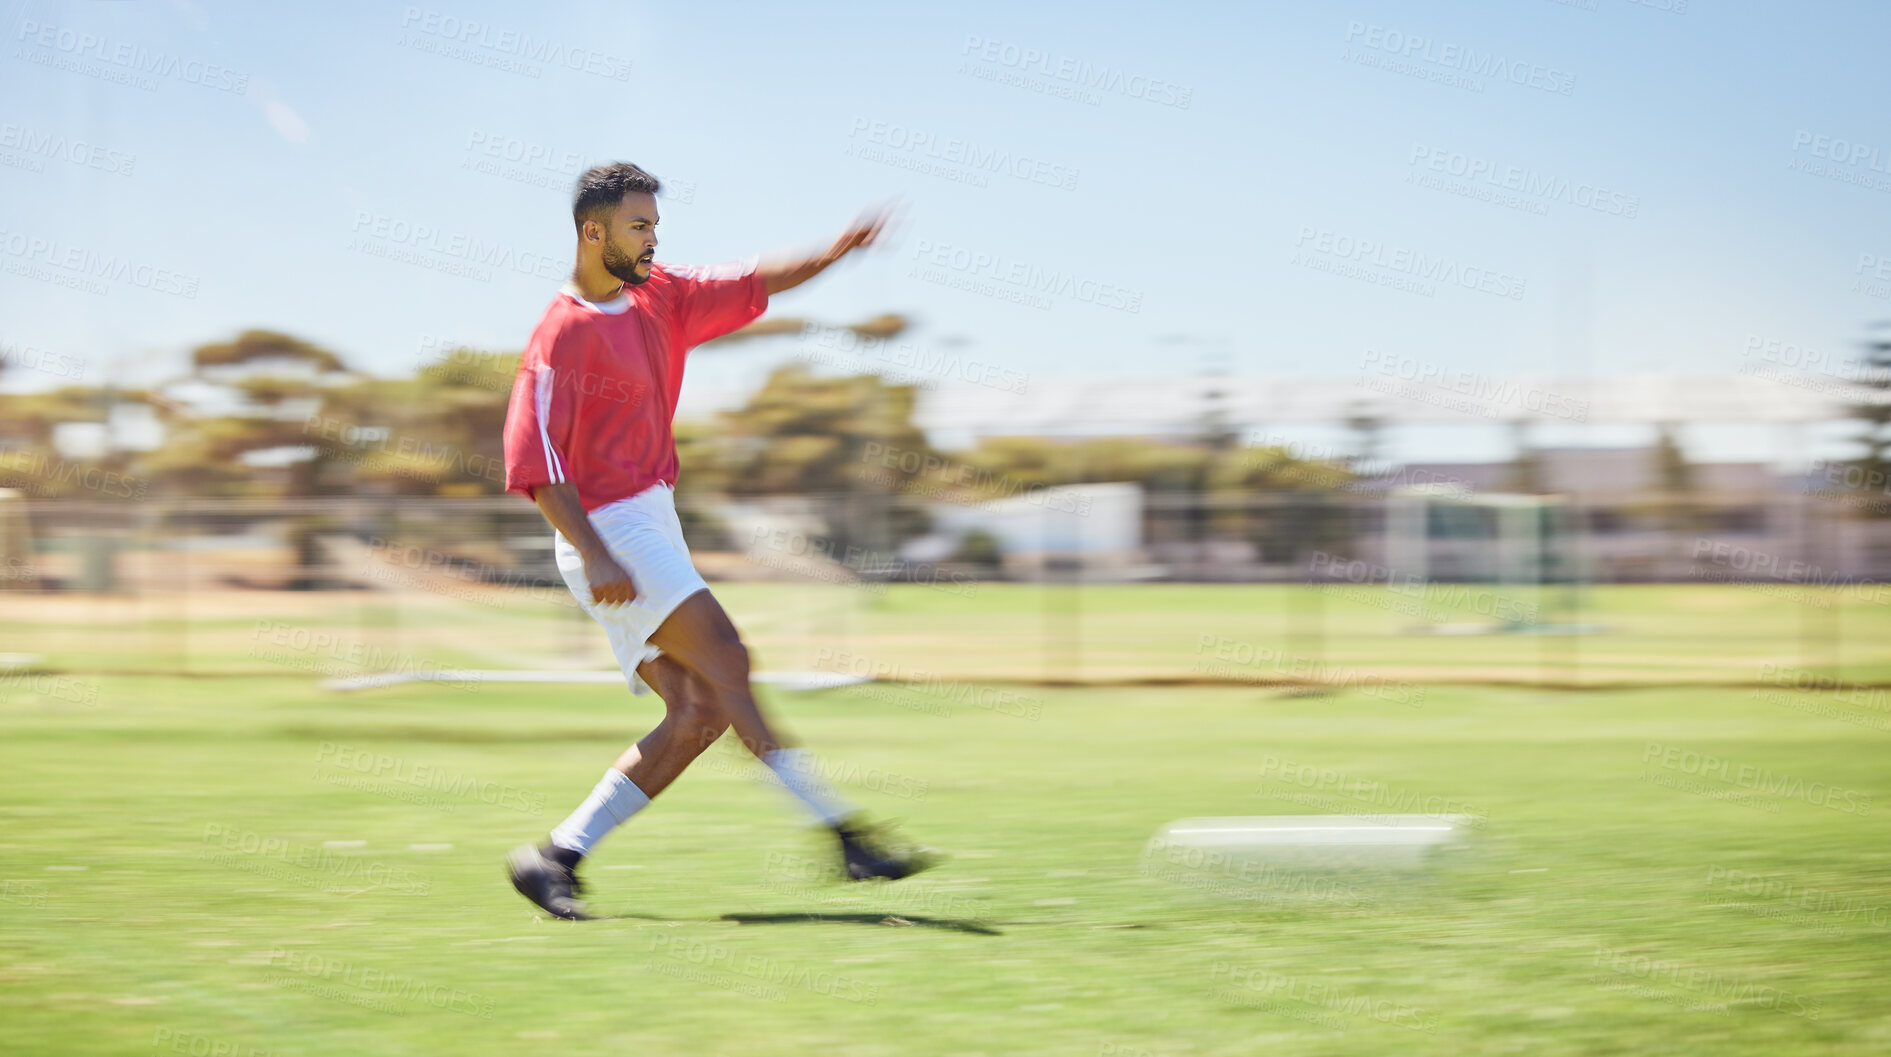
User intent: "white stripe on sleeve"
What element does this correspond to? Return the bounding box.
[533,365,565,483]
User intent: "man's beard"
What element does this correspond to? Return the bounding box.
[601,233,651,285]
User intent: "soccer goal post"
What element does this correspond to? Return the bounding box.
[1383,485,1578,633]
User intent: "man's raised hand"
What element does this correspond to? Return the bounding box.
[829,203,895,260]
[761,202,902,296]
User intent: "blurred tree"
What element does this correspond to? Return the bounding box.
[945,435,1348,498]
[0,388,105,448]
[191,329,345,374]
[949,527,1002,567]
[1649,421,1703,570]
[707,364,934,556]
[714,364,932,496]
[701,312,910,348]
[1505,420,1547,494]
[313,351,516,496]
[0,382,155,503]
[1651,421,1698,528]
[138,331,354,497]
[137,337,522,500]
[1344,401,1387,475]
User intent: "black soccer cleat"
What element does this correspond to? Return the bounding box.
[506,844,590,920]
[833,817,939,881]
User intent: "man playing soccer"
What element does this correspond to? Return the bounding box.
[501,162,932,921]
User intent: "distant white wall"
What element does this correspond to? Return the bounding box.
[925,483,1142,555]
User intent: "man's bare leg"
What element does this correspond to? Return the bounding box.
[647,589,935,879]
[538,654,730,861]
[509,654,731,919]
[511,590,931,919]
[645,589,794,761]
[609,654,729,797]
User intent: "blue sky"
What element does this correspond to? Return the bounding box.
[3,0,1888,460]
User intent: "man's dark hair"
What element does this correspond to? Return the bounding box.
[573,163,661,233]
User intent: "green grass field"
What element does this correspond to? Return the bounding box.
[3,586,1889,1054]
[9,581,1891,687]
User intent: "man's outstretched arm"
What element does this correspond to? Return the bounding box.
[757,206,892,296]
[532,482,636,605]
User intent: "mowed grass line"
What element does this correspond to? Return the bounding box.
[4,584,1888,686]
[1,668,1888,1056]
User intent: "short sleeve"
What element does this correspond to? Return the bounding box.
[503,324,588,500]
[662,259,770,350]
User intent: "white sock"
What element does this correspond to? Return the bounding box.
[548,769,651,856]
[761,748,857,826]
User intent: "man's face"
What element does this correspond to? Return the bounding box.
[595,191,659,285]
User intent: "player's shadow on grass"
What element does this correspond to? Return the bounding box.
[721,911,1002,936]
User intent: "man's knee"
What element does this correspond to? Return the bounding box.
[673,696,730,752]
[641,656,692,703]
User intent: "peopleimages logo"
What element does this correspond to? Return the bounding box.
[1741,334,1884,382]
[1342,20,1575,96]
[396,8,631,81]
[314,742,545,814]
[1787,130,1891,194]
[797,321,1029,394]
[347,211,564,282]
[1640,743,1871,816]
[1294,227,1526,300]
[1208,963,1441,1033]
[1193,635,1427,707]
[0,124,135,176]
[0,340,86,381]
[907,240,1142,313]
[1256,754,1484,826]
[0,229,200,298]
[848,117,1079,191]
[1687,538,1891,603]
[812,647,1043,720]
[302,415,514,483]
[1408,144,1637,218]
[1358,350,1590,422]
[15,20,251,93]
[1307,551,1540,625]
[1590,946,1820,1020]
[0,451,149,500]
[958,35,1193,109]
[1705,866,1889,928]
[264,947,495,1018]
[1791,131,1891,174]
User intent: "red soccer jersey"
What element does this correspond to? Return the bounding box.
[503,260,768,510]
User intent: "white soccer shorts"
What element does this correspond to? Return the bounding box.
[553,482,709,695]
